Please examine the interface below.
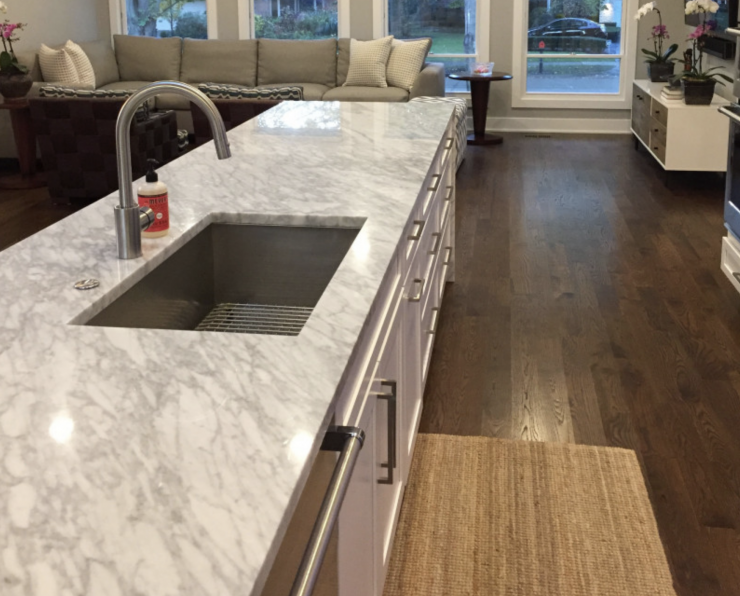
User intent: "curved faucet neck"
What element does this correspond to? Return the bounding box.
[116,81,231,210]
[114,81,231,259]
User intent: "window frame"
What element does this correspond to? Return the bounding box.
[109,0,219,40]
[237,0,350,39]
[373,0,491,95]
[511,0,638,109]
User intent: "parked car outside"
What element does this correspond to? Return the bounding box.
[528,18,608,40]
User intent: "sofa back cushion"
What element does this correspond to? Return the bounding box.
[181,39,258,86]
[114,35,182,81]
[258,39,337,87]
[78,40,121,87]
[337,38,351,87]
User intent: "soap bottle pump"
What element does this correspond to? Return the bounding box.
[138,159,169,238]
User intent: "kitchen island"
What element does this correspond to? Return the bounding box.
[0,100,456,596]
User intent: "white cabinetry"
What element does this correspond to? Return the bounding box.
[335,119,457,596]
[631,80,729,172]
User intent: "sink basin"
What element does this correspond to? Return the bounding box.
[83,223,360,336]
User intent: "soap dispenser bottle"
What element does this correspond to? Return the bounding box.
[138,159,169,238]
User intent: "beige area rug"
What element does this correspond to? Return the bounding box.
[384,434,676,596]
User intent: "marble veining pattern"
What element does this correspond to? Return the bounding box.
[0,100,454,595]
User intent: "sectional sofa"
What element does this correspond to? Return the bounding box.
[15,36,445,131]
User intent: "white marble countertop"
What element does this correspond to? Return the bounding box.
[0,101,454,596]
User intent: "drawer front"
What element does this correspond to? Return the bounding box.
[650,117,667,146]
[651,138,667,164]
[632,114,649,144]
[721,236,740,294]
[651,99,668,128]
[632,84,649,114]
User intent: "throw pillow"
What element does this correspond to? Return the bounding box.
[63,40,96,88]
[198,84,304,101]
[387,38,432,91]
[39,44,80,86]
[344,36,394,88]
[38,86,152,121]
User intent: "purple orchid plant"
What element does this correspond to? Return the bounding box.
[675,0,733,85]
[0,2,28,76]
[635,2,679,64]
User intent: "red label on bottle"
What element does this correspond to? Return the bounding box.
[138,191,169,233]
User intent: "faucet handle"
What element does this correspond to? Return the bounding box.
[139,206,155,231]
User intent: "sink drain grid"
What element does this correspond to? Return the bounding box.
[195,303,313,336]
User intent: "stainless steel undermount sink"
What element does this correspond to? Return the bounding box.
[84,223,361,336]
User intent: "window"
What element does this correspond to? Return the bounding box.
[512,0,637,108]
[384,0,490,93]
[239,0,347,39]
[117,0,213,38]
[253,0,338,39]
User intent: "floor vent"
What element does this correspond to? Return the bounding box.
[524,134,552,138]
[195,303,313,336]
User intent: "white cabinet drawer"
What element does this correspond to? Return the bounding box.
[721,236,740,294]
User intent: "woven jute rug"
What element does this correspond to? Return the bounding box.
[384,434,676,596]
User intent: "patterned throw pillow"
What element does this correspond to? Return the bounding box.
[38,86,152,121]
[63,40,96,88]
[39,44,80,87]
[197,84,304,101]
[387,38,432,91]
[39,86,139,99]
[344,36,394,88]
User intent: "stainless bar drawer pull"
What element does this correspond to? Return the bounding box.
[444,186,453,202]
[408,220,425,241]
[409,278,425,302]
[290,426,365,596]
[428,174,441,193]
[427,307,440,335]
[443,246,453,267]
[445,137,453,150]
[372,380,397,485]
[429,232,442,256]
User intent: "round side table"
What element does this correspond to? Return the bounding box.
[447,71,513,146]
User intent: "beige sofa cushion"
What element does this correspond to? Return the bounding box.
[38,44,80,86]
[181,39,258,86]
[337,38,351,87]
[78,40,120,87]
[258,83,329,101]
[322,86,409,102]
[64,41,96,88]
[344,36,393,88]
[387,38,432,91]
[258,39,337,87]
[114,35,182,81]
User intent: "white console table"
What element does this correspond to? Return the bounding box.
[631,79,730,171]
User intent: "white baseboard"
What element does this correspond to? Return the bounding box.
[472,116,632,135]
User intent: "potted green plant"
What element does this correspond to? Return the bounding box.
[0,1,31,104]
[636,2,678,82]
[673,0,733,105]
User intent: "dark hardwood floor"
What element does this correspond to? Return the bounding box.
[0,172,78,252]
[3,135,740,595]
[421,134,740,596]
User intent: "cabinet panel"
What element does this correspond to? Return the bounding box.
[337,396,377,596]
[372,300,404,594]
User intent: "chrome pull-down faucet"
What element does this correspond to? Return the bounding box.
[114,81,231,259]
